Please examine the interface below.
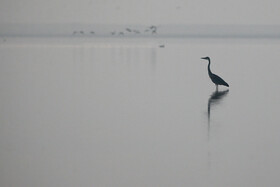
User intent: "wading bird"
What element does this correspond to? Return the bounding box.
[201,57,229,90]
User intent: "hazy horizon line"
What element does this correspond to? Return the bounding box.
[1,23,280,38]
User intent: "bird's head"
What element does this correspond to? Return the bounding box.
[201,56,210,61]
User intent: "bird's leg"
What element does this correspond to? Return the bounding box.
[216,85,218,91]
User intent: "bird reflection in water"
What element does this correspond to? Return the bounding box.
[207,89,229,140]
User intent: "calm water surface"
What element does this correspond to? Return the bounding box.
[0,37,280,187]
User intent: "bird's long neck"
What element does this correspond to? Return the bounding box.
[207,59,212,76]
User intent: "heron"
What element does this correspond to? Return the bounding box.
[201,57,229,90]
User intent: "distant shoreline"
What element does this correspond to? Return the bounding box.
[1,24,280,38]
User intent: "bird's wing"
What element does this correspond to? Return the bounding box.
[211,74,229,86]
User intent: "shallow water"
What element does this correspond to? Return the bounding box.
[1,37,280,187]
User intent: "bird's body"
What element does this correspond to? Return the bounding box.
[201,57,229,90]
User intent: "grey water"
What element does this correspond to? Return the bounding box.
[1,37,280,187]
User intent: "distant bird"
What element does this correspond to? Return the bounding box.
[133,30,140,34]
[201,57,229,90]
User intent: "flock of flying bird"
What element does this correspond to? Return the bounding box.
[72,25,157,36]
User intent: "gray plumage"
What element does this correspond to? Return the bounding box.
[201,57,229,89]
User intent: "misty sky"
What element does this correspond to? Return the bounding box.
[0,0,279,25]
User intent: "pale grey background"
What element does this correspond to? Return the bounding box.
[1,1,280,187]
[0,0,279,25]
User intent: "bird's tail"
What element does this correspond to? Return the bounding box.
[225,82,229,87]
